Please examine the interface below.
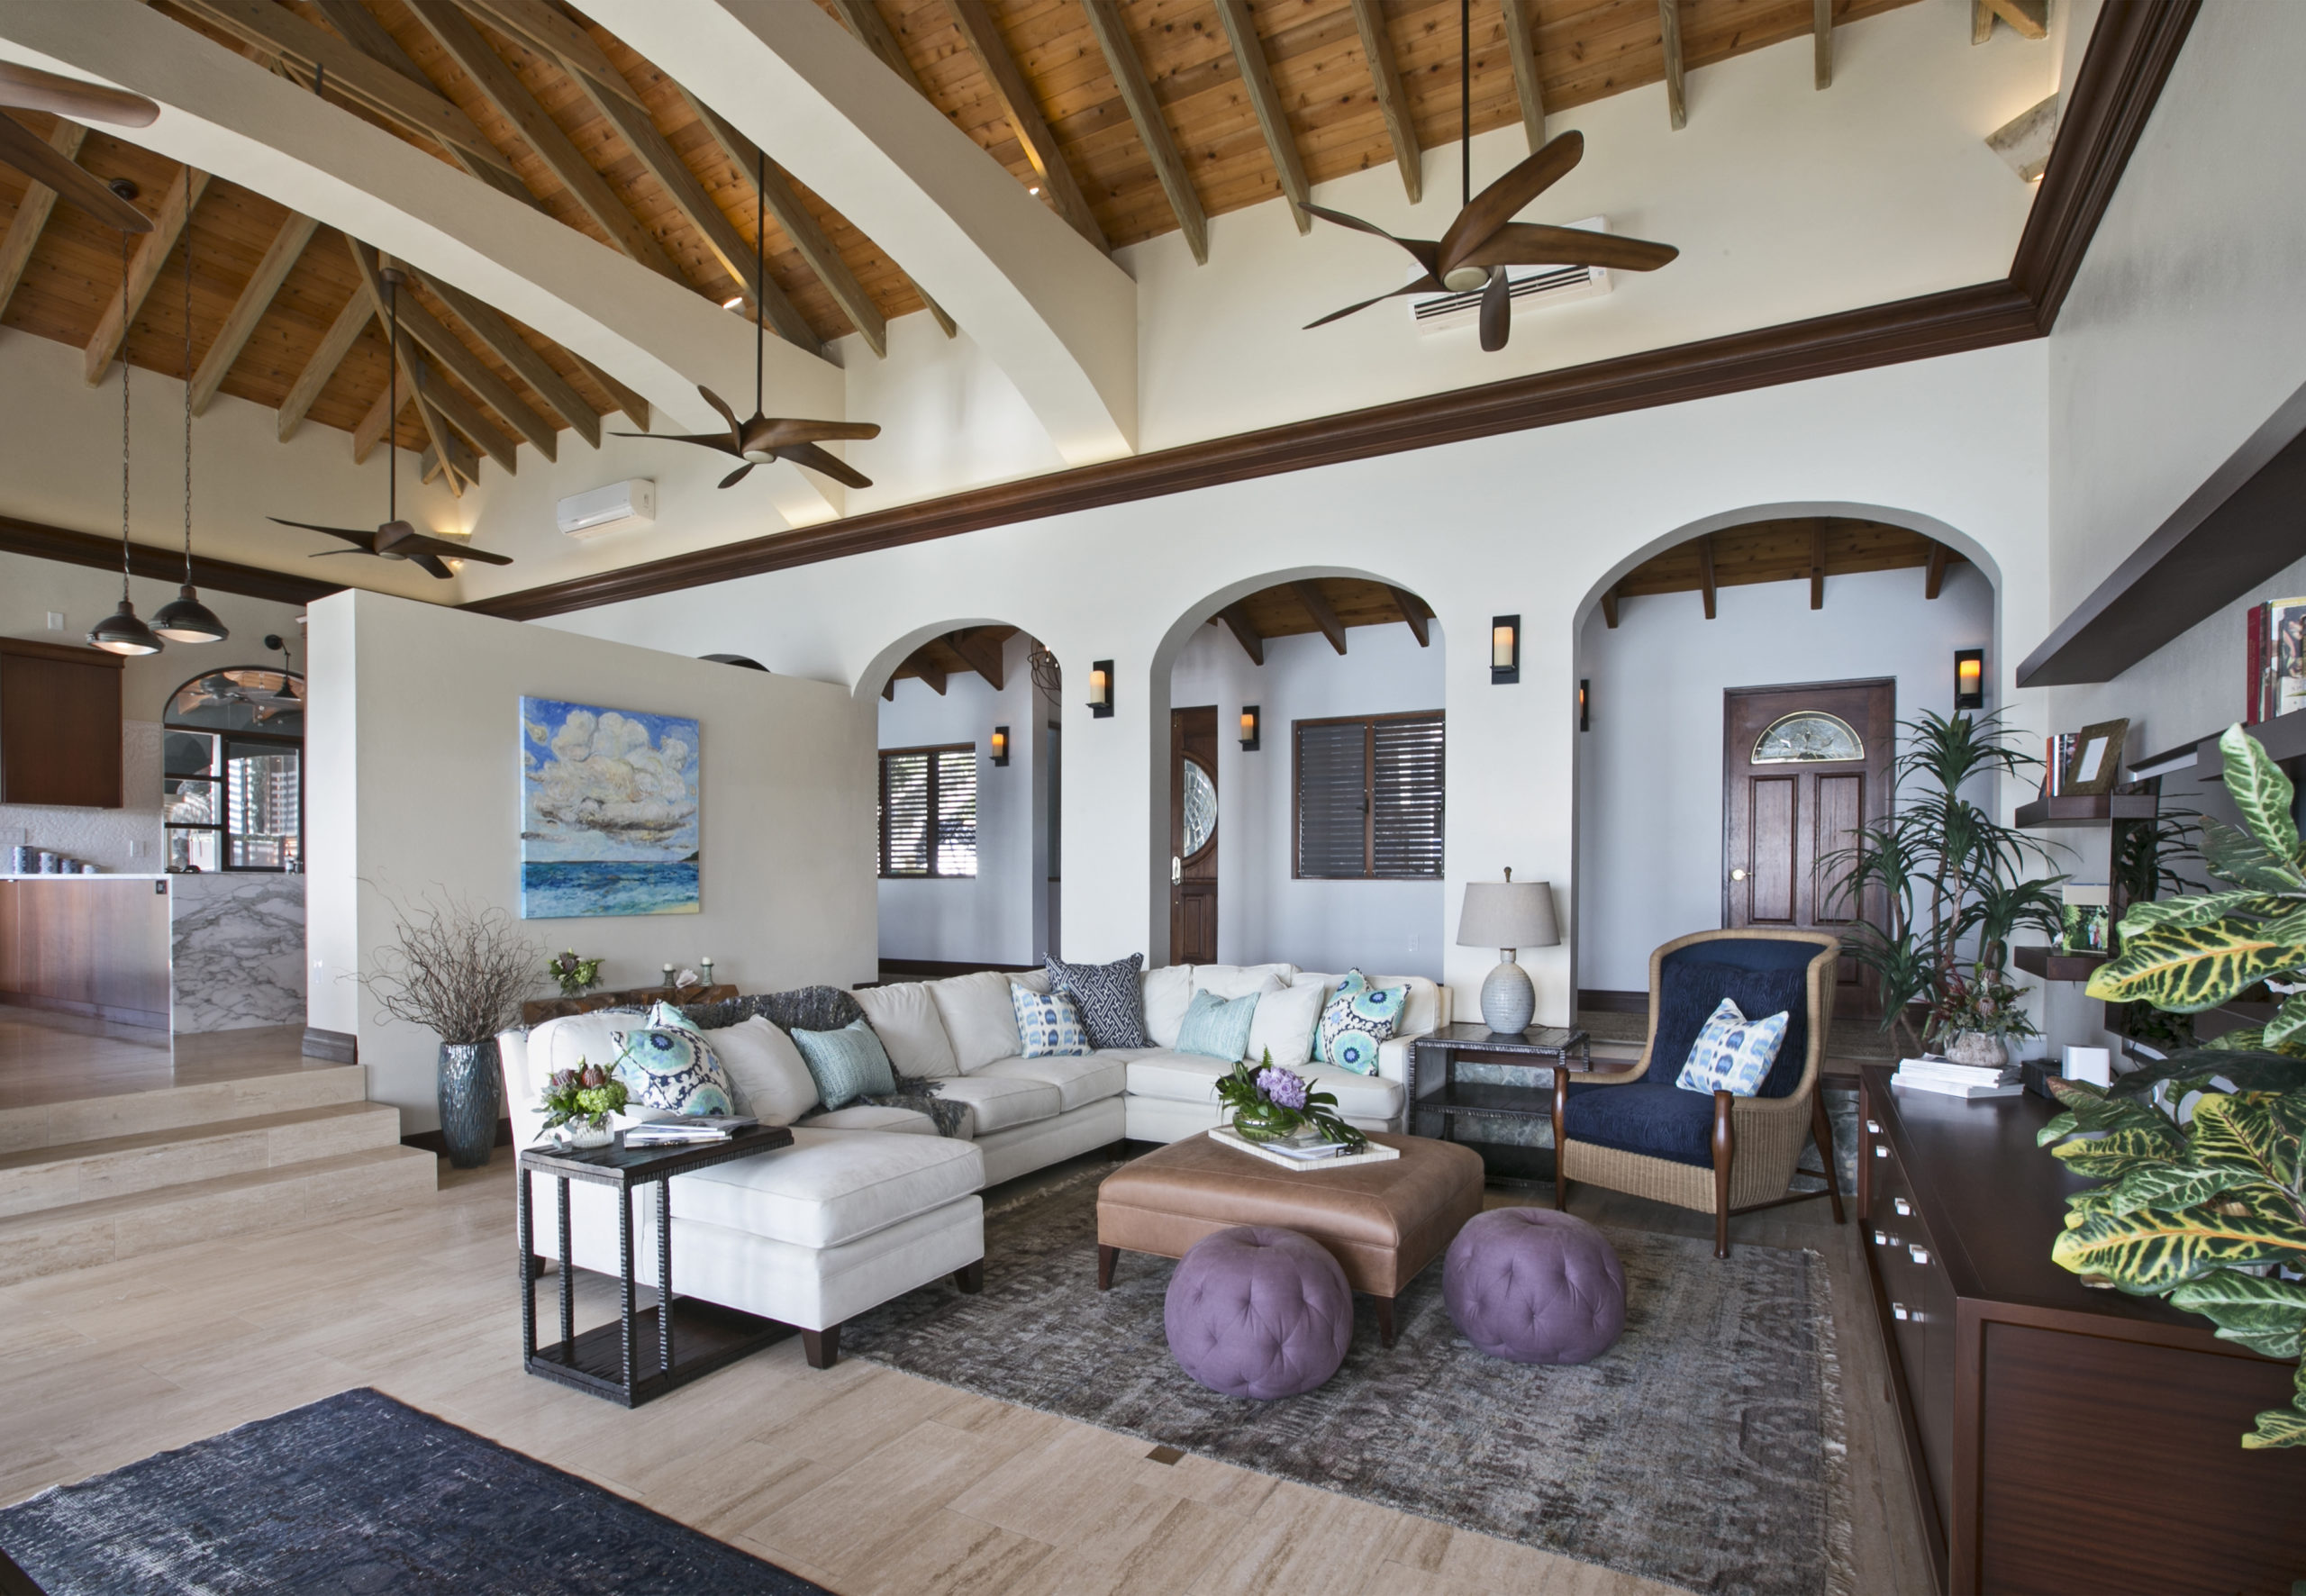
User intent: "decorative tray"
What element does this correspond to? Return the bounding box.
[1207,1126,1401,1172]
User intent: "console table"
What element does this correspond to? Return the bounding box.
[1408,1023,1593,1183]
[1858,1065,2305,1594]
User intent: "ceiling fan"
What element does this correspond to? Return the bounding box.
[268,267,513,580]
[1300,0,1677,352]
[622,150,877,490]
[0,62,159,233]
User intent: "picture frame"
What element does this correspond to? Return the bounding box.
[2064,718,2129,796]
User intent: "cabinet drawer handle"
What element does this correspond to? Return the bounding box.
[1874,1145,1890,1158]
[1891,1301,1910,1321]
[1893,1198,1912,1217]
[1866,1120,1882,1135]
[1873,1229,1888,1246]
[1909,1245,1931,1265]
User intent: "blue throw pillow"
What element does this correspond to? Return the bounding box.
[1044,953,1149,1048]
[1012,987,1092,1058]
[1646,958,1811,1098]
[1317,969,1404,1075]
[789,1019,898,1111]
[609,1026,735,1116]
[1674,998,1790,1097]
[1175,988,1259,1063]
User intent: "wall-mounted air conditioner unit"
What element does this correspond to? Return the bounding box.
[1409,216,1614,336]
[557,478,656,539]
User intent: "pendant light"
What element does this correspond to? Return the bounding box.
[154,236,227,643]
[89,228,163,657]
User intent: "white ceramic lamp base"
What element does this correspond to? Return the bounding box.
[1479,957,1535,1035]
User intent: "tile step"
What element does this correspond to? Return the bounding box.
[0,1066,368,1155]
[0,1145,438,1289]
[0,1102,404,1219]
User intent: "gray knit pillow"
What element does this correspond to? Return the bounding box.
[1044,953,1148,1049]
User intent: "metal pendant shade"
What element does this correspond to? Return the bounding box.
[89,598,162,656]
[154,240,227,645]
[89,229,162,657]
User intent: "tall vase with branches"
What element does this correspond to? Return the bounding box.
[1829,711,2065,1059]
[362,893,540,1168]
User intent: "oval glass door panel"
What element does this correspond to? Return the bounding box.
[1180,757,1217,857]
[1751,711,1864,765]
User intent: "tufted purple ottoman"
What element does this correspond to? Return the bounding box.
[1444,1207,1626,1365]
[1164,1227,1354,1399]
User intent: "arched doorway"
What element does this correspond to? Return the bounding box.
[162,661,305,874]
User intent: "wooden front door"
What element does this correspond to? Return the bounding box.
[1722,679,1894,1017]
[1170,706,1218,964]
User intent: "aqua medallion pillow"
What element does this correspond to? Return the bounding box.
[646,999,703,1034]
[1674,997,1790,1098]
[1011,986,1092,1059]
[789,1018,899,1111]
[608,1024,735,1116]
[1175,988,1260,1063]
[1317,970,1405,1075]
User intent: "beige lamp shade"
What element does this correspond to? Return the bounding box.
[1457,879,1559,950]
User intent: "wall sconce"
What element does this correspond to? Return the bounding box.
[1086,659,1114,719]
[1491,616,1520,685]
[1578,678,1590,732]
[1954,648,1984,711]
[1239,705,1260,751]
[990,725,1010,766]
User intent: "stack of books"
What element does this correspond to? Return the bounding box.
[1893,1056,2022,1100]
[623,1114,758,1148]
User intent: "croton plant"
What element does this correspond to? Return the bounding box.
[2047,724,2306,1449]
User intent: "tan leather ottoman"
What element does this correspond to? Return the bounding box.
[1095,1131,1485,1345]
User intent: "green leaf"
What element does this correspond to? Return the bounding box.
[2201,816,2306,893]
[2037,1110,2078,1147]
[2265,993,2306,1051]
[2110,1050,2306,1098]
[2051,1201,2306,1292]
[2222,723,2305,866]
[2167,1271,2306,1359]
[2071,1162,2273,1220]
[2084,917,2306,1011]
[2047,1085,2184,1141]
[2245,1405,2306,1449]
[2188,1091,2306,1186]
[2051,1128,2199,1179]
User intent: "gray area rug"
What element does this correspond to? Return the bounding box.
[843,1165,1855,1596]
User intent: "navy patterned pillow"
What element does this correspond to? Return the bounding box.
[1043,953,1149,1049]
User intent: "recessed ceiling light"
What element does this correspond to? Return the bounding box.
[722,295,746,310]
[1028,186,1040,195]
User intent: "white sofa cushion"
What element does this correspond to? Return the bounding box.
[854,983,960,1078]
[1245,980,1325,1067]
[930,971,1025,1072]
[706,1016,821,1126]
[537,1011,640,1080]
[972,1052,1128,1113]
[667,1128,984,1249]
[931,1074,1063,1136]
[1141,965,1195,1047]
[803,1104,940,1135]
[1124,1048,1403,1122]
[1194,964,1293,1000]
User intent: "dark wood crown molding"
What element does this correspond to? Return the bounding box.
[0,514,344,608]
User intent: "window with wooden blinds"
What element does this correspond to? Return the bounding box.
[1294,712,1444,879]
[879,744,976,878]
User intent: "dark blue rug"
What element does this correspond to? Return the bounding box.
[0,1388,826,1594]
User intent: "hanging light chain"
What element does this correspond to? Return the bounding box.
[182,233,194,582]
[119,231,132,600]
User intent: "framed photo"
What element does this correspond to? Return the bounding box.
[2065,718,2129,795]
[2273,597,2306,718]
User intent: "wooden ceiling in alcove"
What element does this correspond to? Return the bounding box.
[1599,517,1967,625]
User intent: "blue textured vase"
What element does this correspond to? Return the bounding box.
[437,1040,503,1169]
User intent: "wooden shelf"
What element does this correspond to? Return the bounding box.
[2013,944,2111,983]
[2012,793,2160,828]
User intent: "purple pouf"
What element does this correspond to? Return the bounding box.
[1164,1226,1353,1399]
[1444,1207,1626,1365]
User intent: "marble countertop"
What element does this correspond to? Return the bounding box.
[0,872,170,881]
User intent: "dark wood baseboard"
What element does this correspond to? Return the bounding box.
[874,958,1040,983]
[403,1115,513,1156]
[0,989,168,1029]
[1576,989,1649,1013]
[301,1025,357,1063]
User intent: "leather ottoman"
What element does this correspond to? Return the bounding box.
[1095,1131,1485,1346]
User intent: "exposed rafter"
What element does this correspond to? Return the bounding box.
[1498,0,1547,152]
[1660,0,1688,131]
[346,237,473,491]
[1601,585,1621,630]
[916,661,948,695]
[1220,603,1265,666]
[1294,581,1348,655]
[1925,541,1949,599]
[1699,533,1717,618]
[1814,0,1833,88]
[377,268,557,459]
[1810,524,1827,609]
[945,629,1006,689]
[1213,0,1313,235]
[572,355,649,432]
[1975,0,2048,42]
[191,213,319,416]
[455,0,649,107]
[1077,0,1206,265]
[279,284,372,442]
[419,275,601,448]
[413,354,516,473]
[84,166,209,386]
[352,384,404,463]
[823,0,926,90]
[1348,0,1421,204]
[0,119,86,325]
[943,0,1109,254]
[1389,586,1431,647]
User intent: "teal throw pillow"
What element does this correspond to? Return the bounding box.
[1674,998,1789,1097]
[1175,988,1260,1063]
[790,1018,898,1111]
[609,1025,735,1116]
[1318,970,1404,1075]
[1012,986,1092,1058]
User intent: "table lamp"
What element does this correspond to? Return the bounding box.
[1456,869,1559,1035]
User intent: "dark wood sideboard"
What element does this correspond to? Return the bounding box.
[1858,1065,2304,1595]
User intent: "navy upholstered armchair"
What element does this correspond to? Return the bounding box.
[1549,929,1845,1257]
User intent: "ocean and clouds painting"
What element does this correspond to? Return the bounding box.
[520,698,700,918]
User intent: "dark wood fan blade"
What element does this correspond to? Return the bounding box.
[1478,268,1511,353]
[305,549,374,558]
[0,115,150,232]
[1457,223,1679,274]
[269,517,379,549]
[410,552,455,580]
[779,441,871,491]
[717,462,755,490]
[1300,204,1441,273]
[0,65,159,127]
[1437,130,1584,275]
[696,385,743,445]
[749,418,881,450]
[403,533,513,565]
[1303,277,1443,331]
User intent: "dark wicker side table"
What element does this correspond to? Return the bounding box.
[517,1124,794,1408]
[1408,1023,1596,1183]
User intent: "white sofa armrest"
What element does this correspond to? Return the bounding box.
[1375,1035,1415,1086]
[499,1027,544,1147]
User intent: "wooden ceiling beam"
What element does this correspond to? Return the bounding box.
[680,92,889,358]
[412,355,515,474]
[573,354,649,431]
[1294,581,1348,655]
[943,0,1109,255]
[420,275,600,448]
[84,166,210,387]
[1699,534,1717,618]
[1925,541,1949,599]
[1219,603,1265,666]
[1079,0,1206,266]
[1810,523,1827,610]
[1659,0,1687,131]
[304,0,534,208]
[403,0,681,281]
[347,237,472,491]
[1814,0,1833,88]
[1602,585,1621,629]
[1389,586,1431,646]
[0,119,86,326]
[452,0,647,108]
[352,383,404,463]
[1213,0,1313,235]
[280,282,372,442]
[376,265,556,459]
[1975,0,2048,42]
[1498,0,1547,153]
[191,212,319,417]
[916,661,948,695]
[825,0,926,92]
[1348,0,1421,204]
[946,629,1006,689]
[419,428,479,486]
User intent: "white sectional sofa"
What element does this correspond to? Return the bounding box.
[499,964,1448,1367]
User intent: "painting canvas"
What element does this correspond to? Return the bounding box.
[520,697,700,918]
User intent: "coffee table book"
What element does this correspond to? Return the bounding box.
[1207,1125,1403,1172]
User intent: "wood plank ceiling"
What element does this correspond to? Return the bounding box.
[1599,516,1967,624]
[0,0,2020,511]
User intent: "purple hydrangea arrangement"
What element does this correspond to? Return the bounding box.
[1214,1050,1366,1148]
[1255,1065,1310,1111]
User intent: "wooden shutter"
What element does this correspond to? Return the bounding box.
[935,749,977,877]
[880,749,930,876]
[1373,715,1445,878]
[1296,720,1370,878]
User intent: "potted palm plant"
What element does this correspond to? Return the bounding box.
[363,894,539,1168]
